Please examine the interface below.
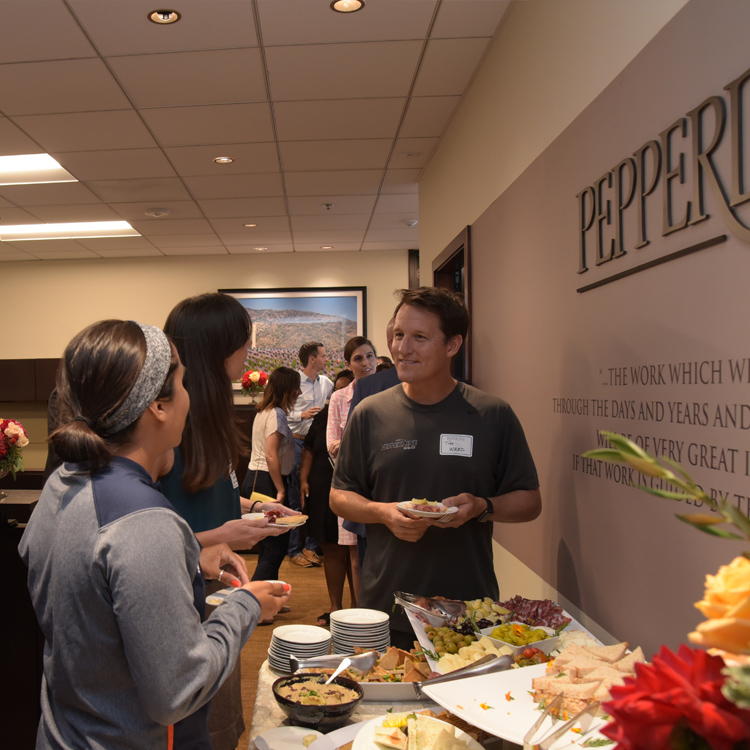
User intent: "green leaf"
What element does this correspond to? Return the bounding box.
[601,432,649,459]
[719,502,750,539]
[581,740,614,748]
[676,516,743,539]
[635,485,693,501]
[581,449,625,463]
[661,456,701,488]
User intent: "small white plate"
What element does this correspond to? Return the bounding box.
[255,726,323,750]
[330,609,390,626]
[273,624,332,644]
[396,501,458,519]
[352,715,483,750]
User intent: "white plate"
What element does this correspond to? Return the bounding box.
[421,663,609,746]
[330,609,390,626]
[255,725,323,750]
[308,720,370,750]
[273,624,331,644]
[396,501,459,519]
[352,714,483,750]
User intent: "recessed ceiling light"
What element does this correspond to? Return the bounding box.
[145,208,170,218]
[321,245,334,250]
[148,9,181,24]
[0,221,139,242]
[213,156,233,164]
[331,0,365,12]
[244,223,258,228]
[0,153,77,186]
[254,247,268,252]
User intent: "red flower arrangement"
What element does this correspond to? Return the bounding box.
[240,370,268,395]
[602,644,750,750]
[0,418,29,479]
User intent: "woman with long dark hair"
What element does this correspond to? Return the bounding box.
[19,319,290,749]
[161,293,293,749]
[241,366,301,586]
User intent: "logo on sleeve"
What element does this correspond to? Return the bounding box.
[380,438,418,451]
[440,434,473,457]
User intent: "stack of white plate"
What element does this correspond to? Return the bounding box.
[330,608,390,654]
[268,624,331,673]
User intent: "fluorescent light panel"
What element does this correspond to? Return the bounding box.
[0,153,77,186]
[0,221,140,241]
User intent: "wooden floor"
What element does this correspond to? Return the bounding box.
[237,552,350,750]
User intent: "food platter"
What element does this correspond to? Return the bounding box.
[396,501,458,519]
[420,663,610,747]
[351,715,484,750]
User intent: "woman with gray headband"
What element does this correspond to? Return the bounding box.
[19,320,291,750]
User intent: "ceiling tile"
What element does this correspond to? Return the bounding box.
[69,0,259,56]
[430,1,510,39]
[198,197,288,218]
[265,41,421,101]
[291,215,370,231]
[130,218,215,236]
[77,236,158,251]
[218,231,292,246]
[0,2,96,63]
[280,139,391,172]
[226,245,293,254]
[109,201,204,222]
[158,245,229,256]
[141,104,274,147]
[361,241,414,251]
[164,143,280,176]
[86,178,192,203]
[374,194,419,214]
[274,99,405,141]
[13,111,158,153]
[0,117,46,154]
[108,49,267,108]
[149,234,222,248]
[381,169,420,194]
[25,204,121,223]
[0,59,131,116]
[257,0,436,45]
[412,38,491,96]
[389,138,440,169]
[0,207,44,224]
[209,216,291,234]
[0,182,103,206]
[0,249,36,261]
[364,227,420,241]
[287,195,376,215]
[57,149,176,182]
[292,230,365,244]
[285,170,382,197]
[183,173,284,199]
[399,96,461,138]
[294,243,362,252]
[93,247,165,258]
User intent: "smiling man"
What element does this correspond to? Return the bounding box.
[330,286,541,648]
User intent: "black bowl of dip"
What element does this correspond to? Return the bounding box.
[272,673,364,728]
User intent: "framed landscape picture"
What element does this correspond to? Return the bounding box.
[220,286,366,377]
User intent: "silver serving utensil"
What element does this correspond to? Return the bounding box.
[523,696,602,749]
[414,653,514,698]
[324,657,352,685]
[289,650,379,673]
[393,592,467,623]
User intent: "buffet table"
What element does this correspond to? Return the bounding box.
[247,661,519,750]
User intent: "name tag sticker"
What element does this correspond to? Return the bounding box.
[440,434,473,457]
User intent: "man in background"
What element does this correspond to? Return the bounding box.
[287,341,333,567]
[331,287,541,648]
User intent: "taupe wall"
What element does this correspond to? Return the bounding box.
[469,0,750,655]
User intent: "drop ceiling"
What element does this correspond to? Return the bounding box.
[0,0,510,262]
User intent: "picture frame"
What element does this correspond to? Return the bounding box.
[220,286,367,379]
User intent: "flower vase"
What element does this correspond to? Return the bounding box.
[0,469,7,501]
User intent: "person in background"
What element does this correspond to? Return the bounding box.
[326,336,377,606]
[300,369,353,627]
[331,287,541,650]
[161,293,293,750]
[20,319,290,750]
[286,341,333,567]
[377,355,393,366]
[241,366,301,596]
[377,362,393,371]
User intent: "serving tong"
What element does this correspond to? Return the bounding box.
[522,694,601,749]
[393,591,467,624]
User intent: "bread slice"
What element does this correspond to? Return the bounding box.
[581,642,628,663]
[374,727,408,750]
[275,514,308,525]
[614,646,645,673]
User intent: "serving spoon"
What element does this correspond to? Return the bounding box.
[289,650,379,673]
[324,657,352,685]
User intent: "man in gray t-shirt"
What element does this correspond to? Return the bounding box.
[331,287,541,642]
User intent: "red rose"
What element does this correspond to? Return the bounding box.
[602,645,750,750]
[241,371,252,389]
[0,432,7,459]
[257,372,268,386]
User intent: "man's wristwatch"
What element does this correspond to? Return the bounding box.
[476,496,494,522]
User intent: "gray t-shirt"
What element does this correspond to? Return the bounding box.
[332,382,539,633]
